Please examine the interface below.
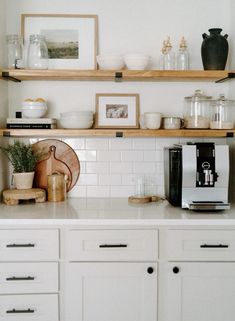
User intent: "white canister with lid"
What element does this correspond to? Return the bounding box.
[210,94,235,129]
[184,89,212,129]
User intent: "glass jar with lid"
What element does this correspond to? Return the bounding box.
[210,94,235,129]
[27,34,49,69]
[183,89,212,129]
[6,34,24,69]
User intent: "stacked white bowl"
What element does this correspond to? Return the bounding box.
[124,54,150,70]
[60,111,94,129]
[97,54,125,70]
[22,101,47,118]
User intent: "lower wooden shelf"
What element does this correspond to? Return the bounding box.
[1,128,235,138]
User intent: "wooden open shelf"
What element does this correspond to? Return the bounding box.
[1,69,234,82]
[1,128,235,138]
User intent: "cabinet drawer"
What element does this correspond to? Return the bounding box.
[67,229,158,261]
[0,262,58,294]
[0,230,59,261]
[166,229,235,261]
[0,294,58,321]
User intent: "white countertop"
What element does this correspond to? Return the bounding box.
[0,198,235,226]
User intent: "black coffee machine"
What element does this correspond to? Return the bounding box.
[164,142,230,210]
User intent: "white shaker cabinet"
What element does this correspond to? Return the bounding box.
[64,229,159,321]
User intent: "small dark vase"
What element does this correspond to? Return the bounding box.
[201,28,228,70]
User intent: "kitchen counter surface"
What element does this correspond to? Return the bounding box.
[0,198,235,226]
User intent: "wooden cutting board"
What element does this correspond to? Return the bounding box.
[32,139,80,191]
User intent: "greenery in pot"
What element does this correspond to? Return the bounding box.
[1,140,40,173]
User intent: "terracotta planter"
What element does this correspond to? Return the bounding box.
[13,172,35,189]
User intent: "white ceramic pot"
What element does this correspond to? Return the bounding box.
[13,172,35,189]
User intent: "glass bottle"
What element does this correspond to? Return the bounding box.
[163,37,175,70]
[6,34,24,69]
[210,94,235,129]
[176,37,189,70]
[159,40,166,70]
[27,34,49,69]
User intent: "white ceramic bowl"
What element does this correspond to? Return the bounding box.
[124,54,150,70]
[22,101,47,118]
[59,118,93,129]
[97,54,125,70]
[60,111,93,118]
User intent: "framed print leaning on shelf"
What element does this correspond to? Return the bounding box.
[21,14,98,69]
[95,93,140,129]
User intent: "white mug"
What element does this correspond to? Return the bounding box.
[163,117,184,129]
[144,112,162,129]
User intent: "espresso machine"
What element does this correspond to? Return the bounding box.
[164,142,230,210]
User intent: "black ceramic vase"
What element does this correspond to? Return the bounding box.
[201,28,228,70]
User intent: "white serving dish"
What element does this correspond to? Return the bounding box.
[59,118,93,129]
[124,54,150,70]
[60,111,93,118]
[22,101,47,118]
[97,54,125,70]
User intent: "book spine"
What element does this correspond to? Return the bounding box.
[7,124,56,129]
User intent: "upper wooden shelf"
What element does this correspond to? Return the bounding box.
[1,69,234,82]
[1,128,235,138]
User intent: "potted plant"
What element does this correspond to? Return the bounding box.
[1,140,40,189]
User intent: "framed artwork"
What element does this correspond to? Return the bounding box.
[95,93,140,129]
[21,14,98,69]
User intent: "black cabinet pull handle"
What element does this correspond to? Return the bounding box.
[200,244,229,248]
[6,276,35,281]
[173,266,180,274]
[99,244,128,248]
[6,243,35,248]
[6,308,35,314]
[147,267,154,274]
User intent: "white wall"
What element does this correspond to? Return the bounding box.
[3,0,234,198]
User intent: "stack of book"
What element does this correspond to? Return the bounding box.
[6,118,57,129]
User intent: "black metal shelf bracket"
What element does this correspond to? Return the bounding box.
[115,72,123,82]
[2,71,21,83]
[215,72,235,83]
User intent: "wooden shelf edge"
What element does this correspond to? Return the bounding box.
[1,69,233,82]
[1,128,234,138]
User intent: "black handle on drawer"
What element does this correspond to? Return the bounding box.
[99,244,128,248]
[200,244,229,248]
[6,243,35,248]
[6,308,35,314]
[6,276,35,281]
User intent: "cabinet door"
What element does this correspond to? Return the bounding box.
[65,262,157,321]
[162,262,235,321]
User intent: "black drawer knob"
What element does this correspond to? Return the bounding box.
[173,266,180,274]
[147,267,154,274]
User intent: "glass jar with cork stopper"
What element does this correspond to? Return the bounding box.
[163,37,175,70]
[176,36,189,70]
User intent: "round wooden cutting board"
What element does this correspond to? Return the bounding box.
[32,139,80,191]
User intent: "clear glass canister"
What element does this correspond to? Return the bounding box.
[27,34,49,69]
[210,94,235,129]
[6,34,24,69]
[184,89,212,129]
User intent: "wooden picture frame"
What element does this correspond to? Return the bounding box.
[21,14,98,69]
[95,93,140,129]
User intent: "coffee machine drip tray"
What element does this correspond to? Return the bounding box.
[188,201,230,211]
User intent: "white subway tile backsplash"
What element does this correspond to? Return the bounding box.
[77,174,98,186]
[121,151,143,162]
[99,174,122,186]
[133,162,156,174]
[87,186,110,198]
[76,150,97,162]
[79,162,86,173]
[68,185,87,198]
[156,162,164,174]
[110,162,133,174]
[63,138,85,149]
[97,150,121,162]
[109,138,132,150]
[86,162,110,174]
[86,138,109,150]
[143,151,163,162]
[132,138,156,150]
[110,186,135,197]
[121,174,136,185]
[155,138,180,150]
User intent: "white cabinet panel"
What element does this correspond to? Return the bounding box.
[162,262,235,321]
[65,262,157,321]
[67,229,158,261]
[0,262,58,294]
[0,294,58,321]
[166,229,235,260]
[0,229,59,261]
